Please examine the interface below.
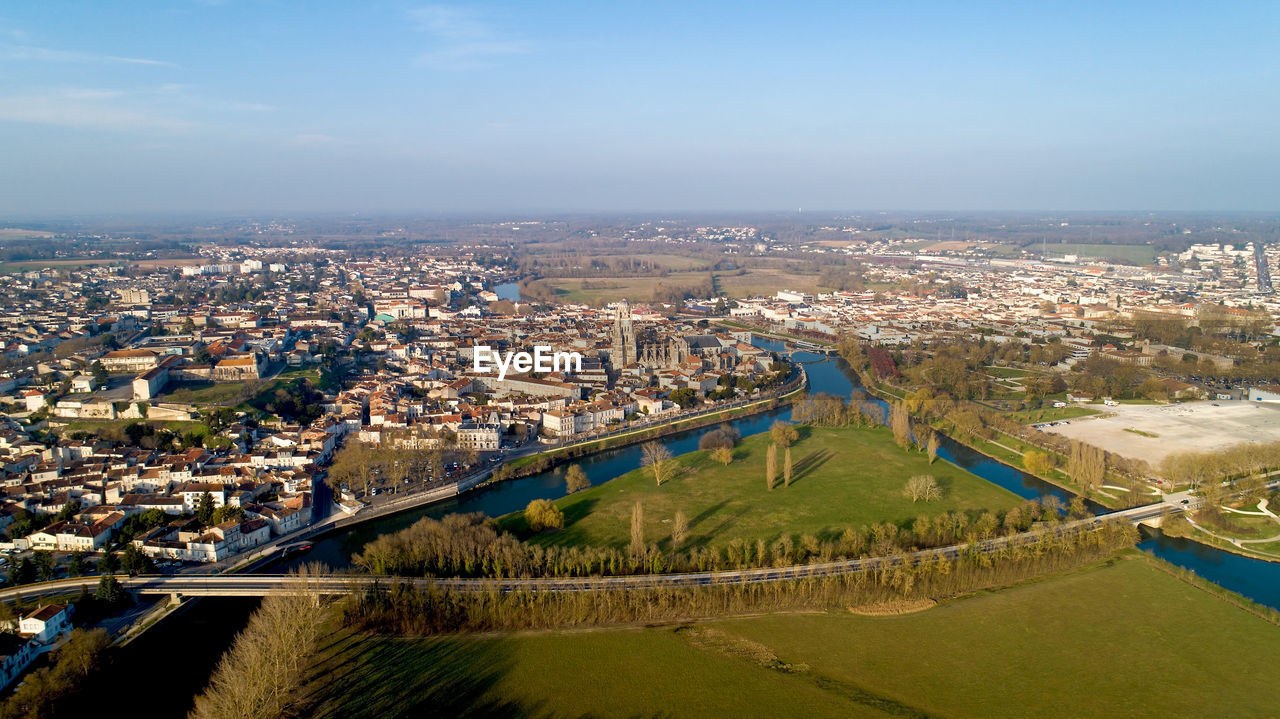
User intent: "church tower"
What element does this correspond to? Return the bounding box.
[610,299,637,367]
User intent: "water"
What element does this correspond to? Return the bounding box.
[495,281,520,301]
[287,336,1071,569]
[1139,530,1280,610]
[150,332,1280,715]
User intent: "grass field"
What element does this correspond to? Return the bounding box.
[289,554,1280,719]
[157,367,320,410]
[157,381,251,406]
[499,425,1021,550]
[1034,242,1158,265]
[543,267,835,304]
[1006,405,1102,424]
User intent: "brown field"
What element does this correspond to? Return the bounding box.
[0,228,55,239]
[922,240,979,251]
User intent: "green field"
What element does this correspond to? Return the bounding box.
[289,554,1280,719]
[499,425,1021,550]
[1006,405,1102,424]
[157,381,251,406]
[543,266,835,304]
[156,367,320,410]
[1038,242,1158,265]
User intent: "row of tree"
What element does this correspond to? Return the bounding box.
[354,491,1093,581]
[339,520,1139,635]
[189,567,328,719]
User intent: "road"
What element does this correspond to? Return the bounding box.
[0,506,1170,602]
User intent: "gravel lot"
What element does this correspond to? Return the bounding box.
[1039,401,1280,467]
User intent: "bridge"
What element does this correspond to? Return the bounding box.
[0,502,1182,603]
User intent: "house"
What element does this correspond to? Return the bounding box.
[0,633,38,688]
[18,604,71,644]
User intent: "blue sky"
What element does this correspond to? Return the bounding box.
[1,1,1278,214]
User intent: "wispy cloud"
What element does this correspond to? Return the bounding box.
[0,88,195,131]
[0,80,280,133]
[1,43,177,67]
[408,4,527,69]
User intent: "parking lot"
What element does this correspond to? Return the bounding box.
[1040,400,1280,467]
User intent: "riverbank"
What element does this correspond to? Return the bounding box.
[849,367,1122,509]
[498,373,806,484]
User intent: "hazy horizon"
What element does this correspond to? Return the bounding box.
[3,2,1279,214]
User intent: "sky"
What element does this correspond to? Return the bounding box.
[1,1,1278,215]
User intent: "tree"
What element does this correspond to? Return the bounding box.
[770,420,798,448]
[765,442,778,491]
[67,551,87,577]
[10,557,35,585]
[95,574,127,606]
[904,475,942,503]
[710,447,734,466]
[196,490,216,525]
[671,510,688,551]
[783,445,793,487]
[926,432,940,464]
[524,499,564,532]
[564,464,590,494]
[90,360,108,386]
[190,568,326,719]
[669,388,698,408]
[33,550,55,581]
[1023,450,1056,477]
[890,401,913,450]
[97,550,119,575]
[211,505,245,524]
[639,441,676,486]
[1066,440,1106,493]
[121,544,155,576]
[628,501,645,561]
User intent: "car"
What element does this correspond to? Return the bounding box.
[1180,499,1190,505]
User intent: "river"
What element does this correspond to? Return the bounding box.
[131,334,1280,716]
[495,281,520,302]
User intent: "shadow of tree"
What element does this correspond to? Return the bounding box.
[789,449,835,484]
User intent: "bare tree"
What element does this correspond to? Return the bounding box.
[671,510,688,551]
[903,475,942,503]
[765,442,778,491]
[629,501,645,560]
[564,464,590,494]
[891,401,912,450]
[189,565,327,719]
[770,420,798,448]
[640,441,676,486]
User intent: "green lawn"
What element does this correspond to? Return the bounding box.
[157,381,250,406]
[1006,405,1102,424]
[1038,242,1158,265]
[543,267,836,304]
[290,554,1280,719]
[500,425,1021,550]
[983,365,1033,378]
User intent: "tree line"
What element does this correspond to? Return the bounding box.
[353,490,1095,581]
[339,520,1139,635]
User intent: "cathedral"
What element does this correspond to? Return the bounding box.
[610,299,638,366]
[609,300,690,373]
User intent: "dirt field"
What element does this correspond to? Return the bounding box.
[1040,401,1280,466]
